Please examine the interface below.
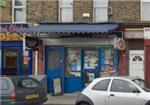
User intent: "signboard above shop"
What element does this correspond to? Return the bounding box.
[0,23,29,33]
[0,23,29,41]
[144,28,150,39]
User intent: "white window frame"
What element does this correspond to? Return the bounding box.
[12,0,26,23]
[141,0,150,21]
[93,0,108,22]
[59,0,73,22]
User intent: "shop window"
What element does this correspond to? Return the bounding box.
[65,48,81,77]
[12,0,26,23]
[101,47,116,76]
[59,0,73,22]
[84,50,98,69]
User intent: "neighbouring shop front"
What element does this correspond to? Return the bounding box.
[19,23,125,93]
[144,27,150,85]
[0,24,32,76]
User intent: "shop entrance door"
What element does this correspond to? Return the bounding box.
[45,47,65,94]
[83,49,99,86]
[2,48,22,75]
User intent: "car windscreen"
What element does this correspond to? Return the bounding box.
[17,78,42,88]
[132,79,150,92]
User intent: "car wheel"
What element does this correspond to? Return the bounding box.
[79,102,90,105]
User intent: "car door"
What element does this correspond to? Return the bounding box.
[88,79,111,105]
[106,79,142,105]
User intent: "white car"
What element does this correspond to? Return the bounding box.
[75,76,150,105]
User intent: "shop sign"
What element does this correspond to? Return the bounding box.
[0,24,28,33]
[0,33,23,41]
[116,38,126,50]
[144,28,150,39]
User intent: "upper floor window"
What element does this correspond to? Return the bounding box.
[93,0,108,22]
[12,0,26,23]
[59,0,73,22]
[141,0,150,21]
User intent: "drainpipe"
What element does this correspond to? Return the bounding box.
[35,32,40,75]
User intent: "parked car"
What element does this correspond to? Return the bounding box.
[0,76,47,105]
[76,76,150,105]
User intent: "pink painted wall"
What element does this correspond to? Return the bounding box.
[38,40,44,75]
[119,50,127,76]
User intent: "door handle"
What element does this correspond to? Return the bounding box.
[109,94,115,97]
[60,60,64,63]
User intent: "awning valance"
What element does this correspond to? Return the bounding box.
[18,23,124,38]
[18,23,122,33]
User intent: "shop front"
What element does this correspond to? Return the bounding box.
[0,24,32,76]
[44,39,119,93]
[18,23,124,93]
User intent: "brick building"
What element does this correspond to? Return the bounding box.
[0,0,150,93]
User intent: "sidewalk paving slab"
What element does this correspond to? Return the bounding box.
[43,92,80,105]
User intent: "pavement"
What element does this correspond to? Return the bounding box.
[43,92,80,105]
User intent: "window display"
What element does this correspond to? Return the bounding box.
[66,48,81,77]
[101,47,116,76]
[84,50,98,69]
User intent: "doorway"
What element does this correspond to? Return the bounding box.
[83,48,100,86]
[2,48,22,75]
[129,50,144,79]
[45,47,65,94]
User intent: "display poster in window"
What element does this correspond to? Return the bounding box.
[84,51,98,69]
[71,62,77,71]
[88,73,95,82]
[100,48,118,76]
[68,48,81,72]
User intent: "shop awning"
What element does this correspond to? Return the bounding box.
[18,23,123,38]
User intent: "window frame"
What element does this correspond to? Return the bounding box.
[58,0,73,22]
[92,79,111,91]
[12,0,26,23]
[93,0,108,22]
[141,0,150,21]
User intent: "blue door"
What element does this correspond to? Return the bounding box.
[82,48,100,85]
[45,47,65,94]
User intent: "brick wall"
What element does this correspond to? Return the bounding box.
[27,0,58,23]
[0,0,11,22]
[0,0,141,23]
[74,0,93,22]
[109,0,140,22]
